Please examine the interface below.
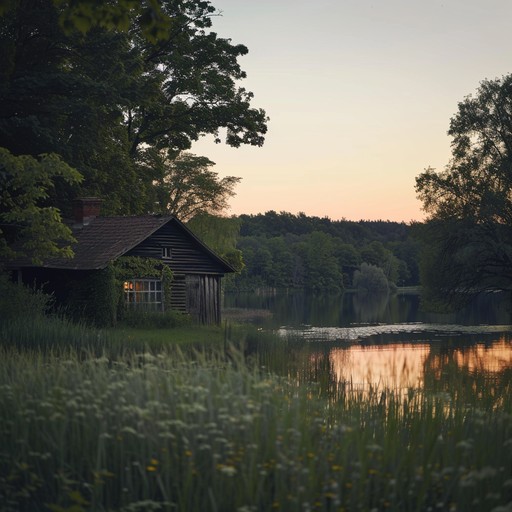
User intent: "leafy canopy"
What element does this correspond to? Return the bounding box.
[0,0,266,263]
[415,74,512,306]
[0,148,82,265]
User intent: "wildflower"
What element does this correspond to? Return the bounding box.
[121,426,138,435]
[219,465,237,477]
[456,440,473,451]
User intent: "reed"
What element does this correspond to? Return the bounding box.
[0,331,511,512]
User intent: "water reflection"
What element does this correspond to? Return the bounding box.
[224,290,512,328]
[330,343,427,389]
[226,290,512,399]
[248,333,512,403]
[329,338,512,392]
[351,291,390,324]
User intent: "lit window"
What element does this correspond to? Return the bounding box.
[123,279,163,310]
[162,246,172,259]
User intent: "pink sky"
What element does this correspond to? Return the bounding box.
[193,0,512,222]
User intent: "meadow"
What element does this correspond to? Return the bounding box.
[1,316,512,512]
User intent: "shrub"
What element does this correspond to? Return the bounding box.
[353,262,389,293]
[0,272,53,324]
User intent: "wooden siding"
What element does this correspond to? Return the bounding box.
[169,275,187,312]
[125,220,225,324]
[125,221,228,275]
[186,275,221,325]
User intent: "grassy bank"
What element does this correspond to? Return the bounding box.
[0,314,241,355]
[0,318,511,511]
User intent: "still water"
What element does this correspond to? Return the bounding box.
[223,291,512,392]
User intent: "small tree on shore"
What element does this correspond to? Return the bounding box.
[353,263,389,294]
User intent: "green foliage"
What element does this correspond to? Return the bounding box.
[417,75,512,225]
[353,262,389,294]
[0,149,82,264]
[1,341,512,511]
[161,265,174,312]
[230,212,417,291]
[0,272,54,323]
[299,231,343,292]
[54,0,173,43]
[113,256,163,280]
[66,265,118,327]
[114,256,175,318]
[0,0,267,216]
[187,213,245,284]
[148,151,241,220]
[415,74,512,304]
[0,1,172,43]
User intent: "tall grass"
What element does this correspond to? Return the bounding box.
[1,336,512,511]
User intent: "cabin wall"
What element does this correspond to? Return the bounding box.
[125,221,228,274]
[185,275,222,325]
[125,221,226,324]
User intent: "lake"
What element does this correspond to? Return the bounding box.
[223,290,512,394]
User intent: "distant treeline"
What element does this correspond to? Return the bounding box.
[225,212,421,292]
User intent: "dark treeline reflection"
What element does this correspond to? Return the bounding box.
[224,290,512,328]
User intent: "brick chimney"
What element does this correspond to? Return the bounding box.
[72,197,102,227]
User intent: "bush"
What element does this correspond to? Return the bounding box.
[353,262,389,293]
[121,309,192,329]
[0,272,54,324]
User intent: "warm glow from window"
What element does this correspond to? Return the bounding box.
[123,279,163,310]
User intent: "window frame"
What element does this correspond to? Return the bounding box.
[123,278,163,311]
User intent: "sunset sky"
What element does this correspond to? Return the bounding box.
[192,0,512,222]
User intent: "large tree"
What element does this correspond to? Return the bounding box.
[148,150,240,220]
[0,0,267,262]
[415,74,512,307]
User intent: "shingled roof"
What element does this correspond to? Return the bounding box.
[12,215,233,271]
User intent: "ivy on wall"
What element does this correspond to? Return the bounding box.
[113,256,165,280]
[66,265,117,327]
[65,257,176,326]
[161,266,173,312]
[113,256,175,321]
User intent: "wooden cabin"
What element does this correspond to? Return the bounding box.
[12,198,235,325]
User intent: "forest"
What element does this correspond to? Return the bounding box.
[186,211,421,294]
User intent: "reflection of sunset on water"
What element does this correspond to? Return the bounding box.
[330,344,429,389]
[452,338,512,372]
[329,339,512,390]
